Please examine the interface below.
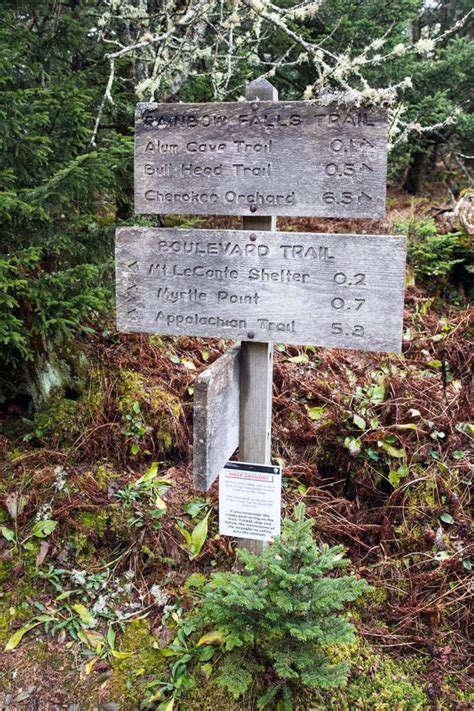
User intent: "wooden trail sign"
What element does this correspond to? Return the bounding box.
[134,100,388,218]
[117,77,402,551]
[115,227,406,353]
[193,344,240,492]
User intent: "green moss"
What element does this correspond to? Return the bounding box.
[95,464,117,490]
[107,618,167,708]
[313,639,429,710]
[117,369,183,454]
[70,531,97,566]
[78,510,108,537]
[0,559,12,585]
[179,638,429,711]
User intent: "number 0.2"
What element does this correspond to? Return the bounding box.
[331,323,365,337]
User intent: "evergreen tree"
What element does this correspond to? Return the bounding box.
[193,505,370,708]
[0,0,132,404]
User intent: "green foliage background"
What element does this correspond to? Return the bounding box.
[0,0,472,403]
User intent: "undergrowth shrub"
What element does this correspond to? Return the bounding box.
[396,216,463,285]
[191,504,371,709]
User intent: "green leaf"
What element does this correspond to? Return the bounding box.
[353,414,366,430]
[132,401,141,414]
[130,443,139,456]
[5,621,42,651]
[370,384,385,404]
[182,358,196,370]
[462,559,472,571]
[1,526,15,542]
[190,512,210,558]
[107,625,116,650]
[440,512,454,525]
[135,462,159,486]
[381,442,406,459]
[184,500,207,518]
[30,519,57,538]
[111,650,133,659]
[169,354,180,364]
[197,630,223,647]
[201,662,213,679]
[452,450,465,459]
[306,406,326,421]
[176,524,192,547]
[72,604,94,625]
[288,353,308,365]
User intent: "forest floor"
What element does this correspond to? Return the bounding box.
[0,189,472,710]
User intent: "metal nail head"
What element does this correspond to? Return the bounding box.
[250,205,257,213]
[251,102,258,111]
[249,233,257,241]
[247,331,255,339]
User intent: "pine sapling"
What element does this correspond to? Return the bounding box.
[193,504,371,708]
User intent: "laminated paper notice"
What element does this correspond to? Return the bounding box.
[219,461,281,542]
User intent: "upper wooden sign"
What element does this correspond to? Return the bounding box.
[116,227,406,353]
[134,101,388,218]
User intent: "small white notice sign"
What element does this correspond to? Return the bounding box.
[219,461,282,542]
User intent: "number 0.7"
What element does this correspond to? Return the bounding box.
[331,297,365,310]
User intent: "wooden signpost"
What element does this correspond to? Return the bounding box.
[115,227,406,352]
[134,98,388,218]
[117,77,406,553]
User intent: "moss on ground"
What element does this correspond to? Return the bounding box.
[117,368,183,454]
[106,618,168,709]
[180,638,430,711]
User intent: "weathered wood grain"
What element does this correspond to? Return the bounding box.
[134,99,388,218]
[193,344,241,491]
[115,227,407,353]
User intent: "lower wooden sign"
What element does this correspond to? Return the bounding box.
[115,227,406,353]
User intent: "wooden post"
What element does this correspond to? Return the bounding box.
[238,78,278,554]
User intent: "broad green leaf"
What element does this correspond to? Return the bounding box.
[184,500,207,518]
[306,406,326,421]
[190,512,210,558]
[440,512,454,525]
[30,519,57,538]
[111,650,133,659]
[197,630,223,647]
[287,353,308,365]
[78,629,105,649]
[176,524,192,547]
[85,658,97,675]
[130,442,139,456]
[201,662,213,679]
[381,442,406,459]
[452,451,465,459]
[154,494,167,511]
[72,604,94,625]
[107,625,116,650]
[353,414,366,430]
[370,384,385,404]
[1,526,15,542]
[181,358,196,370]
[169,354,180,364]
[5,621,42,651]
[135,462,158,486]
[162,697,175,711]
